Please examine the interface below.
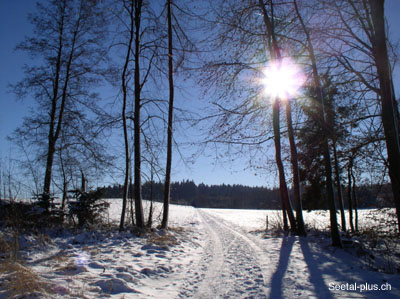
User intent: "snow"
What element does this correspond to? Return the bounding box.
[1,200,399,298]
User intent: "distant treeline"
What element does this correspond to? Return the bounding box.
[101,180,394,210]
[103,180,280,209]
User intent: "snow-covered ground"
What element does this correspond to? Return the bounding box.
[1,200,399,298]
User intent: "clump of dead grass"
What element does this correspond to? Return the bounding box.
[0,231,60,298]
[0,231,23,263]
[0,261,54,298]
[147,229,180,247]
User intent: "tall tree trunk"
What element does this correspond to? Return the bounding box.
[258,0,296,232]
[282,207,288,232]
[80,169,86,192]
[42,4,66,210]
[120,0,134,231]
[286,101,306,235]
[275,101,295,232]
[294,0,341,247]
[161,0,174,230]
[347,158,355,233]
[351,164,358,232]
[42,140,56,210]
[120,107,130,230]
[322,139,341,246]
[147,171,154,228]
[369,0,400,233]
[59,148,67,221]
[129,174,135,226]
[333,142,346,231]
[134,0,145,229]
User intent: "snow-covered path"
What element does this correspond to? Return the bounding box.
[193,210,268,298]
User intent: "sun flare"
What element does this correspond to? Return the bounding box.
[262,58,305,100]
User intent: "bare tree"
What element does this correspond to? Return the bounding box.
[258,0,298,233]
[161,0,175,229]
[119,0,135,231]
[347,154,356,232]
[332,141,346,231]
[12,0,107,211]
[111,0,164,230]
[133,0,145,228]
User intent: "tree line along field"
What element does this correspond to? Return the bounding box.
[101,181,395,210]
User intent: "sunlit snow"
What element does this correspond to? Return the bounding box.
[1,200,399,298]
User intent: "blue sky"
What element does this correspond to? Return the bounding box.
[0,0,271,187]
[1,1,400,188]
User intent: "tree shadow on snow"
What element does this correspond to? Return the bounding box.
[269,236,295,299]
[298,237,399,299]
[299,238,334,299]
[268,233,400,298]
[269,236,333,299]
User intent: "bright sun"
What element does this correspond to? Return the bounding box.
[262,57,305,100]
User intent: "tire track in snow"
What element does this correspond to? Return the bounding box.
[193,209,268,299]
[204,211,274,290]
[193,210,226,299]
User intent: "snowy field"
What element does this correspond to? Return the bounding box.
[1,200,400,298]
